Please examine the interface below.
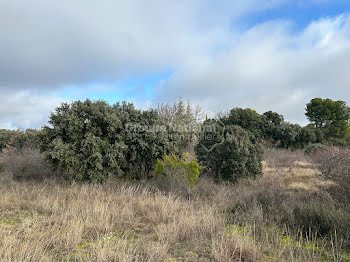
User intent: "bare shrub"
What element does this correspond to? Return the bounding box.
[150,173,193,198]
[308,147,350,205]
[0,148,56,181]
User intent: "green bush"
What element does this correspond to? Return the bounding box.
[223,108,265,138]
[154,153,202,190]
[40,100,127,182]
[116,102,178,179]
[0,129,41,150]
[40,99,179,182]
[195,123,263,183]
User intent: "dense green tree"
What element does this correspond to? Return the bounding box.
[263,111,284,126]
[305,124,325,144]
[40,99,180,181]
[274,123,299,149]
[15,129,41,149]
[224,108,265,138]
[116,102,178,179]
[262,111,284,142]
[305,98,350,141]
[41,100,126,181]
[295,126,317,149]
[195,121,263,183]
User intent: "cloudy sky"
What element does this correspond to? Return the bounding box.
[1,0,350,128]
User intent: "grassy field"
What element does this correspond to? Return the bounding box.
[0,149,349,261]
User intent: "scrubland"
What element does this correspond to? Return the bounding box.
[0,148,349,262]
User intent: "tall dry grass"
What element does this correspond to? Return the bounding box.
[308,147,350,206]
[0,148,349,261]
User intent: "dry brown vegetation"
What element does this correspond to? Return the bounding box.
[0,148,349,261]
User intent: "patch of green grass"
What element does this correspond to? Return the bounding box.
[225,224,253,236]
[0,216,21,226]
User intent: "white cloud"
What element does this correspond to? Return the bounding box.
[154,15,350,124]
[0,0,285,87]
[0,1,349,127]
[0,89,62,129]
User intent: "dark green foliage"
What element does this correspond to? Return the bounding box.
[0,129,15,149]
[270,123,318,150]
[40,99,179,182]
[195,122,263,183]
[305,124,325,144]
[0,129,41,150]
[263,111,284,141]
[221,108,317,150]
[263,111,284,126]
[273,123,299,149]
[305,98,350,142]
[197,107,324,150]
[116,102,178,179]
[224,108,265,138]
[41,100,126,182]
[296,126,317,146]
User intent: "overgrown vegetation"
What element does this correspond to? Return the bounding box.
[0,128,41,151]
[1,97,350,261]
[307,147,350,206]
[195,123,263,182]
[154,153,202,190]
[1,148,350,261]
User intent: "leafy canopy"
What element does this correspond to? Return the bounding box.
[305,98,350,141]
[40,99,180,182]
[41,99,126,181]
[195,122,263,183]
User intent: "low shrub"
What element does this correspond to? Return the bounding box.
[154,153,202,192]
[195,123,263,183]
[293,201,350,242]
[304,143,328,155]
[229,181,295,225]
[308,147,350,205]
[229,181,350,247]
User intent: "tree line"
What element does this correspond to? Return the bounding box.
[0,97,349,183]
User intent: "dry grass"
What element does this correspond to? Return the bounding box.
[0,181,231,261]
[264,149,335,192]
[0,148,349,261]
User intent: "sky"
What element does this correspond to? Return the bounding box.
[1,0,350,129]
